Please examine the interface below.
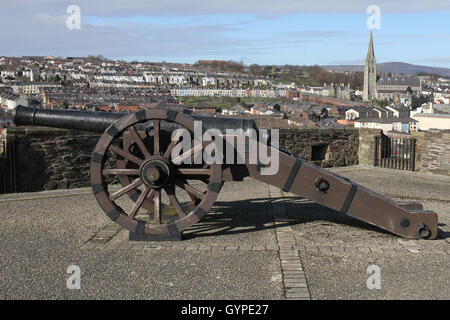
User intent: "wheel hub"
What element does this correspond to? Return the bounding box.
[140,158,171,189]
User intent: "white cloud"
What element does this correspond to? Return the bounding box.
[0,10,246,59]
[1,1,449,65]
[3,0,450,17]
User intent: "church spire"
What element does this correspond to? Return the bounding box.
[363,30,377,101]
[367,30,375,59]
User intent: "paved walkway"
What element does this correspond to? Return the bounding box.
[0,166,449,299]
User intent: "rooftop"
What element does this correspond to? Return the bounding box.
[355,117,417,123]
[377,76,421,87]
[413,113,450,118]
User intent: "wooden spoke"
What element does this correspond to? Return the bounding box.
[178,168,211,175]
[165,186,186,218]
[109,145,143,165]
[153,190,162,224]
[128,126,151,158]
[163,139,179,158]
[187,191,202,206]
[109,178,143,201]
[154,120,160,155]
[91,110,222,236]
[129,187,152,219]
[175,180,205,200]
[103,168,140,176]
[147,189,156,202]
[172,144,203,164]
[187,191,197,202]
[182,191,198,211]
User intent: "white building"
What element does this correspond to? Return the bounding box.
[202,77,216,87]
[0,92,29,110]
[354,117,418,133]
[411,113,450,131]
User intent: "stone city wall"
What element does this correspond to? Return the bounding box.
[2,127,366,192]
[279,128,360,167]
[4,126,448,193]
[412,131,450,176]
[2,128,100,192]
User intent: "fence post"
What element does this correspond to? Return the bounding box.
[1,141,5,194]
[411,139,416,171]
[373,136,378,167]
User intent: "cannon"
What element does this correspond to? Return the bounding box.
[13,105,438,239]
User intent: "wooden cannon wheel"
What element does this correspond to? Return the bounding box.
[90,108,222,236]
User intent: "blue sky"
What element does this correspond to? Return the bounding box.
[1,1,449,67]
[86,12,450,66]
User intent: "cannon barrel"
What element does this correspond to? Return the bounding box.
[13,105,126,133]
[13,105,259,134]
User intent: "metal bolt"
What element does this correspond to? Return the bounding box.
[146,168,160,182]
[129,143,138,154]
[417,224,431,239]
[315,178,330,193]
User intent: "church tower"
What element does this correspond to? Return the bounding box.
[363,31,378,101]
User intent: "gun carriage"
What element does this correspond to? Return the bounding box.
[13,106,438,240]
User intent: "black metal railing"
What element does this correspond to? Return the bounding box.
[374,135,416,171]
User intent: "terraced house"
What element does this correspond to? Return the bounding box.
[0,91,28,110]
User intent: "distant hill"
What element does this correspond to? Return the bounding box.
[323,62,450,77]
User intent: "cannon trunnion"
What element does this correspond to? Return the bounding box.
[13,106,438,240]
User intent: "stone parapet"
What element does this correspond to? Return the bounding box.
[279,128,360,168]
[412,131,450,176]
[3,126,448,193]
